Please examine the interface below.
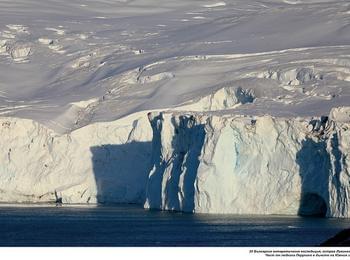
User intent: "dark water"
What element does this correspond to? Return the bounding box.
[0,204,348,247]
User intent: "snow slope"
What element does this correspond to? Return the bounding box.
[0,0,350,216]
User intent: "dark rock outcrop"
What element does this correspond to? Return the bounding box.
[321,229,350,246]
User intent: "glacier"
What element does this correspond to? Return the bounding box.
[1,107,349,217]
[145,109,350,217]
[0,112,152,204]
[0,0,350,217]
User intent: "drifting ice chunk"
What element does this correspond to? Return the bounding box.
[7,42,32,62]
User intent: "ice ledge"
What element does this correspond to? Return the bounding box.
[144,108,350,217]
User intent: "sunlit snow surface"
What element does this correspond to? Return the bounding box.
[0,0,350,214]
[0,0,350,132]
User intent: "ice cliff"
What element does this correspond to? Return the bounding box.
[0,107,350,217]
[0,112,152,204]
[144,108,350,218]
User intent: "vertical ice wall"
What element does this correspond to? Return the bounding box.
[0,107,349,218]
[0,112,153,204]
[145,110,350,217]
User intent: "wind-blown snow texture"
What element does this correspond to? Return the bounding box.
[1,0,350,216]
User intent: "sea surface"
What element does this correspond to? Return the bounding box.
[0,204,348,247]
